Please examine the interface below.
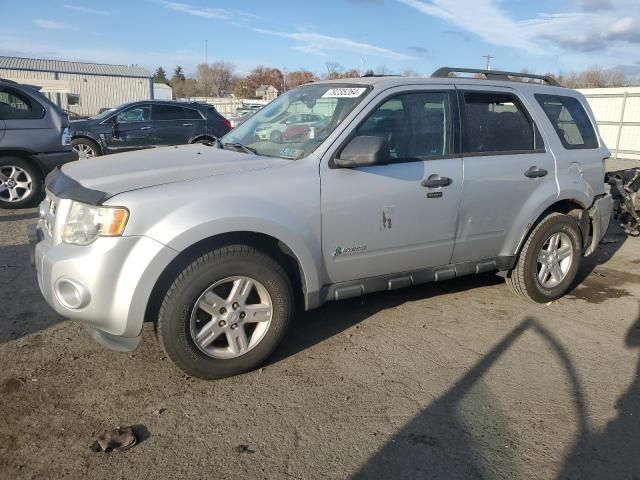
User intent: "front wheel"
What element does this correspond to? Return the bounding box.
[506,213,582,303]
[72,138,101,159]
[0,157,43,209]
[158,245,293,379]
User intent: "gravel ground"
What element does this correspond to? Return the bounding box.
[0,204,639,480]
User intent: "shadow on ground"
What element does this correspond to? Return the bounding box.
[350,305,640,479]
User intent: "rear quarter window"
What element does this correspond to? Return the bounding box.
[535,94,598,149]
[0,87,46,120]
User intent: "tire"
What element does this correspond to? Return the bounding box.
[506,213,582,303]
[0,157,43,209]
[158,245,294,379]
[270,130,282,143]
[71,138,101,159]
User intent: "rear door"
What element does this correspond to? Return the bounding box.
[104,104,154,152]
[321,86,463,283]
[153,104,196,145]
[183,106,206,139]
[452,86,557,263]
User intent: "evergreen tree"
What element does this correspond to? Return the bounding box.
[153,67,169,84]
[172,66,186,82]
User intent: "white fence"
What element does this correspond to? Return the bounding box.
[177,97,269,117]
[580,87,640,161]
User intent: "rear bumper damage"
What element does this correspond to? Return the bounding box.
[585,193,614,256]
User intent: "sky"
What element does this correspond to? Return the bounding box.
[1,0,639,78]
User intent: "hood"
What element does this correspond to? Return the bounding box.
[58,144,291,199]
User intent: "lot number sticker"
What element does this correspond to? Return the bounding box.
[322,88,367,98]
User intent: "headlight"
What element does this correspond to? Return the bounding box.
[62,127,72,146]
[61,201,129,245]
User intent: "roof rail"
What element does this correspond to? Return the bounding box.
[431,67,561,86]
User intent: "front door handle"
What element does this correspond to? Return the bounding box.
[421,175,453,188]
[524,166,548,178]
[183,123,193,126]
[140,126,152,131]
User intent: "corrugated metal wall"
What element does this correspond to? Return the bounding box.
[0,68,152,116]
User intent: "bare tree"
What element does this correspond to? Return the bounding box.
[402,68,421,77]
[196,61,235,97]
[325,62,343,80]
[375,65,392,75]
[287,69,318,88]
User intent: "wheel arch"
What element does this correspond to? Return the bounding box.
[515,197,590,257]
[144,231,312,326]
[189,134,216,144]
[71,135,103,155]
[0,151,45,179]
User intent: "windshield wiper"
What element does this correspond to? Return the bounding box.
[221,141,258,155]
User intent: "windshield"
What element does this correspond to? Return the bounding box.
[90,108,115,120]
[222,84,371,160]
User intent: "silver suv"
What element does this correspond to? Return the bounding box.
[30,68,614,379]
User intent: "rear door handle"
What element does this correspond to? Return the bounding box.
[524,166,548,178]
[183,123,193,126]
[421,175,453,188]
[140,126,152,131]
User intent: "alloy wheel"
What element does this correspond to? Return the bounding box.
[0,165,33,203]
[190,276,273,359]
[536,232,573,288]
[73,143,96,159]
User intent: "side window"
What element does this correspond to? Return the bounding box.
[0,87,45,120]
[152,105,185,121]
[463,92,543,154]
[183,108,203,120]
[116,105,151,123]
[355,92,451,160]
[535,94,598,149]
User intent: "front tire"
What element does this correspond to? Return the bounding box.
[506,213,582,303]
[72,138,101,159]
[158,245,293,379]
[0,157,42,209]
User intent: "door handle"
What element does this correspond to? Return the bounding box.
[140,126,152,130]
[183,123,193,126]
[421,175,453,188]
[524,166,548,178]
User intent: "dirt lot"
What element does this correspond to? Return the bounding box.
[1,206,639,480]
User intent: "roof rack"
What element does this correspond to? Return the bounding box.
[431,67,561,86]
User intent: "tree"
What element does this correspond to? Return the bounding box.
[325,62,343,80]
[153,67,169,85]
[196,61,236,97]
[342,68,360,78]
[172,66,185,82]
[375,65,392,75]
[402,68,421,77]
[235,66,283,98]
[363,68,375,77]
[287,69,318,88]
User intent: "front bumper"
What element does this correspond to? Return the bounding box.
[585,193,614,256]
[30,221,178,351]
[34,149,78,174]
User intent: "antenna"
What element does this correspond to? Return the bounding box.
[482,54,494,71]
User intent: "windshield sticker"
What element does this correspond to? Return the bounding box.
[322,87,367,98]
[280,147,304,159]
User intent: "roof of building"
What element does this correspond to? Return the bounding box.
[256,84,277,93]
[0,56,151,78]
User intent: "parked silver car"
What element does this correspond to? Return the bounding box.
[30,68,613,379]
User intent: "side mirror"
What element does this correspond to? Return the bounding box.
[335,136,391,168]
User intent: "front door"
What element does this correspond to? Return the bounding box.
[321,87,463,283]
[452,86,557,262]
[105,104,154,152]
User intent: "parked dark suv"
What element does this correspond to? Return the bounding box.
[0,79,76,209]
[70,100,232,158]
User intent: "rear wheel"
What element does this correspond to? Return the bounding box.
[158,245,293,379]
[0,157,42,209]
[506,213,582,303]
[72,138,101,159]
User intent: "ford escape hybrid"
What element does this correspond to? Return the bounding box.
[30,68,613,379]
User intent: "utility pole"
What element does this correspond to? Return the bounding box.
[205,40,208,65]
[482,54,494,71]
[282,67,287,93]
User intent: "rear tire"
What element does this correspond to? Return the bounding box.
[270,130,282,143]
[71,138,101,159]
[0,157,43,209]
[158,245,293,379]
[506,213,582,303]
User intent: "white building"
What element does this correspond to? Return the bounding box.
[0,56,154,117]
